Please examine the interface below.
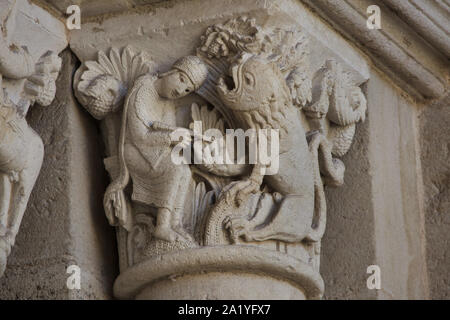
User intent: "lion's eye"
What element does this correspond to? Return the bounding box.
[244,73,254,86]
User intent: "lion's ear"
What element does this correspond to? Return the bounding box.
[268,60,283,79]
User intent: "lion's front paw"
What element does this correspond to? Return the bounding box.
[220,179,260,207]
[223,215,252,244]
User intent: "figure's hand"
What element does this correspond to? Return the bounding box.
[171,128,213,148]
[171,128,193,148]
[103,190,121,226]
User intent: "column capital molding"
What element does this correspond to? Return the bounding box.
[300,0,449,102]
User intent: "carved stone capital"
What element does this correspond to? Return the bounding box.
[71,1,369,300]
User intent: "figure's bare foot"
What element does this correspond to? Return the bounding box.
[172,225,194,242]
[153,226,179,242]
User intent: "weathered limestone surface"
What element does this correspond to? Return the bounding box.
[301,0,448,100]
[382,0,450,56]
[1,0,67,62]
[420,94,450,300]
[321,96,376,300]
[322,69,431,300]
[367,71,429,300]
[0,51,117,299]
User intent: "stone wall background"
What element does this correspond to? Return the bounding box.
[322,69,432,300]
[420,95,450,300]
[322,87,376,300]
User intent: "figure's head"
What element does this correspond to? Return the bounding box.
[157,56,208,99]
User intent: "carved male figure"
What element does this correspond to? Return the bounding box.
[103,56,208,242]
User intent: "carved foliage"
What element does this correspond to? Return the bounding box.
[75,46,154,120]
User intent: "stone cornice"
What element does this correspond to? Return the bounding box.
[34,0,448,102]
[300,0,449,102]
[383,0,450,56]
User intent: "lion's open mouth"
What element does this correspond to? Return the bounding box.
[217,76,232,95]
[216,63,241,101]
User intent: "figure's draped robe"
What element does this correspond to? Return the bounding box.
[124,75,191,212]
